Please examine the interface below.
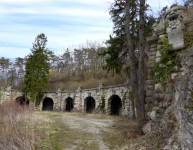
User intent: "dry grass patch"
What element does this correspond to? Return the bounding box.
[0,102,38,150]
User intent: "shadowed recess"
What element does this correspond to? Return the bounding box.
[15,96,29,106]
[42,98,53,111]
[111,95,122,115]
[85,97,95,113]
[66,97,74,112]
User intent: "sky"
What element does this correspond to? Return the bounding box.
[0,0,183,59]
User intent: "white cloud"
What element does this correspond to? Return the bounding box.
[0,6,110,17]
[0,0,178,59]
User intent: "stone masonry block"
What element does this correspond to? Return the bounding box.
[145,97,154,103]
[157,45,162,50]
[146,90,154,97]
[156,51,161,57]
[148,69,153,75]
[156,57,160,62]
[147,85,154,90]
[147,61,154,68]
[150,44,157,48]
[146,80,154,85]
[149,56,156,61]
[155,83,164,93]
[149,51,156,56]
[150,48,156,52]
[159,34,165,39]
[147,75,153,80]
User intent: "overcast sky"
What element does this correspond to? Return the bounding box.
[0,0,182,59]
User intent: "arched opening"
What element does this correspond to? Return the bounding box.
[16,96,29,106]
[110,95,122,115]
[42,98,53,111]
[85,97,95,113]
[66,97,74,112]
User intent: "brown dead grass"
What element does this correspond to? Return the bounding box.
[0,102,39,150]
[47,69,128,91]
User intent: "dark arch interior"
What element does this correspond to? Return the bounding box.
[66,97,74,112]
[16,96,29,106]
[111,95,122,115]
[86,97,95,113]
[42,98,53,111]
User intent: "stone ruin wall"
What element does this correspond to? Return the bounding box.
[0,82,133,118]
[144,5,193,149]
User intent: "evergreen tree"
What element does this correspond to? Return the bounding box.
[23,33,51,108]
[99,0,156,75]
[99,0,156,133]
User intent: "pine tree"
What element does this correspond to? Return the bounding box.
[23,33,51,109]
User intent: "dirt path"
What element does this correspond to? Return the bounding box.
[35,112,135,150]
[62,114,114,150]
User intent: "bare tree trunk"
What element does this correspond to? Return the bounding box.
[33,92,37,110]
[138,0,146,133]
[126,0,145,134]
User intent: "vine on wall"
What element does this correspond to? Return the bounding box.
[97,95,105,112]
[184,31,193,47]
[122,93,126,109]
[154,35,177,85]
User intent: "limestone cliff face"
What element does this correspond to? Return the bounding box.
[173,47,193,149]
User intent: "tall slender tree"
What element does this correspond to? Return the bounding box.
[23,33,51,109]
[99,0,153,133]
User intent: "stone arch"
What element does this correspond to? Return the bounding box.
[108,95,122,115]
[42,97,54,111]
[84,97,95,113]
[15,96,29,106]
[65,97,74,112]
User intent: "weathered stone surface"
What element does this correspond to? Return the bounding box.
[156,50,161,57]
[158,102,163,108]
[155,57,160,62]
[165,83,174,94]
[147,85,154,90]
[146,90,154,96]
[154,100,158,106]
[165,94,173,102]
[146,36,159,44]
[146,80,154,85]
[171,73,178,80]
[147,74,153,80]
[155,93,165,101]
[145,97,154,103]
[150,44,157,48]
[152,18,165,35]
[150,111,157,120]
[149,56,156,61]
[150,48,156,52]
[147,61,154,68]
[155,83,164,93]
[149,51,156,56]
[142,121,152,133]
[165,6,186,50]
[158,108,165,114]
[0,83,133,118]
[159,34,165,39]
[148,69,154,75]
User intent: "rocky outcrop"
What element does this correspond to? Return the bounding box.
[144,4,193,149]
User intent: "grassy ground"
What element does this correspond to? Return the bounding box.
[0,104,170,150]
[34,112,139,150]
